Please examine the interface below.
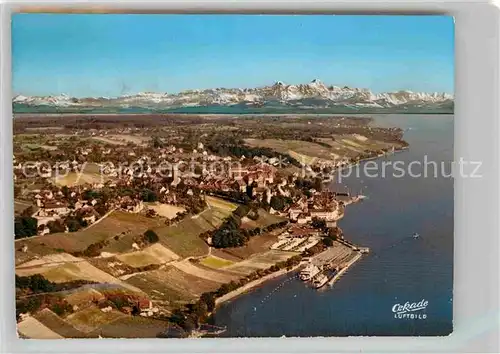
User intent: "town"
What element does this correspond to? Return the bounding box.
[14,113,406,338]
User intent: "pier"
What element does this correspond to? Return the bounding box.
[327,252,362,286]
[301,240,368,289]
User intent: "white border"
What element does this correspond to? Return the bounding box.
[1,1,499,353]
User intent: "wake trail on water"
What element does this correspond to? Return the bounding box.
[371,234,444,259]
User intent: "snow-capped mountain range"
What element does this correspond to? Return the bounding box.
[13,79,453,112]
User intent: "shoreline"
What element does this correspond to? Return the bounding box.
[213,247,365,309]
[320,145,410,183]
[328,252,362,286]
[215,263,303,307]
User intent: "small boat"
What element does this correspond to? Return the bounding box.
[299,264,321,281]
[412,233,420,239]
[312,274,329,289]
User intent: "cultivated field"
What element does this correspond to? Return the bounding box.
[245,135,400,163]
[34,308,87,338]
[90,316,168,338]
[154,197,237,257]
[64,288,106,308]
[15,253,144,294]
[205,196,238,211]
[116,243,180,268]
[240,209,286,230]
[217,227,286,260]
[17,316,64,339]
[224,250,299,275]
[199,255,234,269]
[91,134,150,146]
[245,138,335,163]
[88,257,136,277]
[125,266,220,304]
[14,200,37,216]
[64,306,126,333]
[19,211,162,254]
[172,259,238,283]
[145,203,185,219]
[53,162,107,186]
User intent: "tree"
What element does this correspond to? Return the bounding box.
[327,227,340,240]
[141,188,158,202]
[14,216,38,239]
[233,205,250,218]
[50,301,72,316]
[95,203,108,216]
[21,206,35,217]
[183,314,198,332]
[47,219,66,234]
[313,177,323,192]
[216,283,232,297]
[270,196,286,211]
[200,292,216,312]
[311,217,327,230]
[15,274,59,294]
[169,308,186,326]
[152,136,164,149]
[14,185,21,198]
[322,237,334,247]
[83,190,100,200]
[191,301,208,319]
[16,297,42,319]
[65,217,82,232]
[144,229,159,243]
[61,186,71,199]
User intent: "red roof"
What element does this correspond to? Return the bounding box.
[137,298,151,309]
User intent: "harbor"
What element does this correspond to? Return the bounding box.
[213,114,454,337]
[299,240,368,290]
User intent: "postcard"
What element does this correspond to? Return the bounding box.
[12,14,454,338]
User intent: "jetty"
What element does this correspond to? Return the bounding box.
[327,252,362,286]
[300,240,368,289]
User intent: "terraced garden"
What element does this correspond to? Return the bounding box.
[125,266,220,304]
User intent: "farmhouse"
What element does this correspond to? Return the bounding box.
[37,201,70,217]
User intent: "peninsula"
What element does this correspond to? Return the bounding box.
[14,113,406,338]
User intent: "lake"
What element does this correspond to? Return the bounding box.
[213,114,454,337]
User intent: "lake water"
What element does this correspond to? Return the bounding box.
[213,114,454,337]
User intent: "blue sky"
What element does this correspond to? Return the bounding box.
[12,14,454,97]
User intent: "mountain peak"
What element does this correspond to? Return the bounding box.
[12,80,454,112]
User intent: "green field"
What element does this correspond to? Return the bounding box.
[245,136,399,162]
[89,316,169,338]
[64,306,126,334]
[154,197,237,258]
[240,209,286,230]
[199,255,234,269]
[23,211,162,254]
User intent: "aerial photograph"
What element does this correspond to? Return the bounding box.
[12,14,454,338]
